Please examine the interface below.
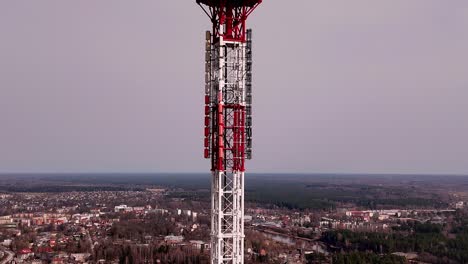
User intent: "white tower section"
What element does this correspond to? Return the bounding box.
[206,33,249,264]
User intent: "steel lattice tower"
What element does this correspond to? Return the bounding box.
[197,0,262,263]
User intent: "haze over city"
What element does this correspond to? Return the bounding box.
[1,1,467,174]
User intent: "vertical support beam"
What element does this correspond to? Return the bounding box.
[210,38,248,264]
[205,31,213,160]
[245,29,253,160]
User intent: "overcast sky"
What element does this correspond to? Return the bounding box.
[0,1,467,174]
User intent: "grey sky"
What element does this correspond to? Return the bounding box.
[0,1,467,174]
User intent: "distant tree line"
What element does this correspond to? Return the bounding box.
[93,241,209,264]
[321,219,468,263]
[332,252,406,264]
[0,185,144,193]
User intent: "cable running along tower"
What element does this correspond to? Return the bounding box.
[197,0,262,263]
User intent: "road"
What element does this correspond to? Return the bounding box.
[0,246,14,264]
[85,229,94,253]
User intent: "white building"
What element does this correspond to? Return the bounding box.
[164,235,184,243]
[114,205,133,213]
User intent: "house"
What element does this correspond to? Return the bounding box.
[71,253,91,262]
[17,248,34,260]
[189,240,209,250]
[164,235,184,244]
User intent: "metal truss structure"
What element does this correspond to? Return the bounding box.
[197,1,262,263]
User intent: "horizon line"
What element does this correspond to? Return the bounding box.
[0,171,467,177]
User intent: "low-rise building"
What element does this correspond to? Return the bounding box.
[164,235,184,244]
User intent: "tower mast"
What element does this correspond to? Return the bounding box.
[197,1,262,263]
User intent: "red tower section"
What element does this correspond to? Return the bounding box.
[197,0,262,42]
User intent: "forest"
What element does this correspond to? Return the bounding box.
[321,213,468,264]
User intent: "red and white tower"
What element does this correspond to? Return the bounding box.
[197,0,262,263]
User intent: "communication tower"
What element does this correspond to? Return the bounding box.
[197,0,262,263]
